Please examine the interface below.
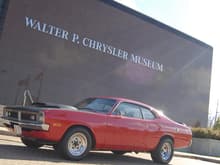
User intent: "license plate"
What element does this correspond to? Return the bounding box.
[14,125,22,135]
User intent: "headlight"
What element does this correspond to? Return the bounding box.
[5,111,9,117]
[30,114,36,121]
[38,111,45,123]
[3,108,8,117]
[4,111,11,117]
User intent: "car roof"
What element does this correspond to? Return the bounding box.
[94,96,155,110]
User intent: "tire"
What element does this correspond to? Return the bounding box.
[111,150,126,155]
[21,137,43,148]
[150,138,174,164]
[150,151,157,162]
[58,127,92,161]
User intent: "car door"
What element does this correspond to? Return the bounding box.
[140,106,161,149]
[106,102,147,151]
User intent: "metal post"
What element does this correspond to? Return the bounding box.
[23,89,34,106]
[214,99,219,123]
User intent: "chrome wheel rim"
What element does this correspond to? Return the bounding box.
[160,142,172,161]
[68,132,87,156]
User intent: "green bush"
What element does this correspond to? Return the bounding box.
[213,118,220,130]
[192,127,220,140]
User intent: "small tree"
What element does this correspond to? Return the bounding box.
[213,117,220,130]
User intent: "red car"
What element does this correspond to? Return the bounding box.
[1,97,192,164]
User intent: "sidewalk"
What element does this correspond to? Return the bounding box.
[0,126,220,163]
[174,151,220,164]
[0,126,17,136]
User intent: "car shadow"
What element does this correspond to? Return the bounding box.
[0,144,167,165]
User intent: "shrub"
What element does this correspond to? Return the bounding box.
[213,118,220,130]
[192,127,220,140]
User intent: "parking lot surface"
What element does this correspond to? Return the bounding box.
[0,132,219,165]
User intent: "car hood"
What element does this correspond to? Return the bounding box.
[4,102,77,112]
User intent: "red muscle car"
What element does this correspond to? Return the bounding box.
[1,97,192,164]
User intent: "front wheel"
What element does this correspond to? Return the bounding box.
[151,138,174,164]
[58,127,92,160]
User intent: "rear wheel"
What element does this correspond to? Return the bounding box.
[58,127,92,160]
[150,138,174,164]
[21,137,43,148]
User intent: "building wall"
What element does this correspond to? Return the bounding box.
[0,0,212,126]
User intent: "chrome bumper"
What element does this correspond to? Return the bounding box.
[0,117,49,131]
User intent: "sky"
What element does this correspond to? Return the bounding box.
[116,0,220,121]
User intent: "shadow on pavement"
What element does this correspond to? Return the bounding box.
[0,144,164,165]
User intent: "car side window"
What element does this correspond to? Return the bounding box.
[75,98,116,113]
[113,102,143,119]
[141,107,156,120]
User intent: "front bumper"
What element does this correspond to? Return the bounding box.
[0,117,49,131]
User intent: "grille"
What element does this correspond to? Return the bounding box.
[4,109,38,122]
[21,112,37,121]
[7,111,18,119]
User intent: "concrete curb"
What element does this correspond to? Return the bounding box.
[174,152,220,164]
[0,126,220,163]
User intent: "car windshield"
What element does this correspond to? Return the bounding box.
[74,98,116,114]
